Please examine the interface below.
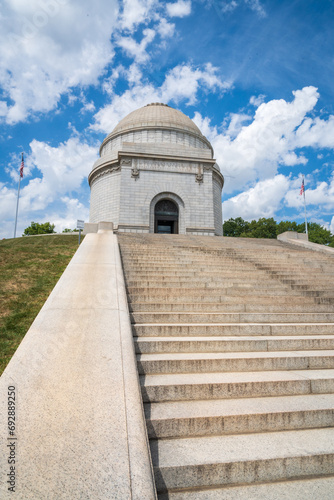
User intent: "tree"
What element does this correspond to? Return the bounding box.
[298,222,333,245]
[223,217,277,238]
[222,217,334,246]
[23,222,56,236]
[223,217,250,237]
[248,218,277,239]
[276,220,299,235]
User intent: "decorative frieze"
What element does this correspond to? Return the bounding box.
[90,163,121,185]
[134,158,199,174]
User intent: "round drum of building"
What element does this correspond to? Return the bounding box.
[88,103,224,236]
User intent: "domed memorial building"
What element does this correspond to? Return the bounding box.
[88,103,224,235]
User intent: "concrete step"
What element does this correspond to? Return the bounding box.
[133,323,334,337]
[126,276,334,287]
[135,335,334,354]
[151,428,334,492]
[137,350,334,374]
[132,312,334,324]
[145,393,334,438]
[126,280,293,289]
[130,302,334,312]
[119,233,334,496]
[125,277,294,285]
[127,286,323,297]
[141,369,334,402]
[125,270,273,277]
[162,477,334,500]
[129,294,332,305]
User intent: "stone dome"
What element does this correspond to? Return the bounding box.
[113,103,203,136]
[99,103,212,154]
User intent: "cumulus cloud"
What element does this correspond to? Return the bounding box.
[294,116,334,149]
[193,86,322,193]
[0,0,118,124]
[166,1,192,17]
[222,175,290,220]
[0,136,97,238]
[92,63,230,133]
[249,94,266,107]
[157,18,176,38]
[116,28,156,63]
[120,0,158,31]
[330,216,334,234]
[223,113,252,139]
[48,197,90,233]
[285,176,334,210]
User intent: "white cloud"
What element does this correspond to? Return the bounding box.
[249,94,266,107]
[51,197,90,233]
[0,0,118,124]
[220,1,239,14]
[330,216,334,235]
[285,176,334,210]
[192,112,217,139]
[166,1,191,17]
[92,63,230,133]
[224,113,252,139]
[0,136,97,238]
[213,0,265,17]
[92,83,160,133]
[222,175,290,220]
[116,28,156,63]
[244,0,266,17]
[26,137,97,202]
[157,18,175,38]
[120,0,158,31]
[194,86,321,193]
[161,63,227,105]
[294,116,334,149]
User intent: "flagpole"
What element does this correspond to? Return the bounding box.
[302,174,308,235]
[13,152,24,239]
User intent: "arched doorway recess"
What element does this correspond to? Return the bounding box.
[154,199,179,234]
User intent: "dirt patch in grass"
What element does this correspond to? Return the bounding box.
[0,234,81,374]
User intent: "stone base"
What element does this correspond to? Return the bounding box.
[83,221,114,234]
[277,231,308,241]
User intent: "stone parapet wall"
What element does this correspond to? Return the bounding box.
[0,231,157,499]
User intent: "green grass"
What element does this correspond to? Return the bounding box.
[0,234,81,374]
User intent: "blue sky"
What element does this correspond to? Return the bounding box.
[1,0,334,238]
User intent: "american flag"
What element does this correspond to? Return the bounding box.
[300,178,304,195]
[20,153,24,178]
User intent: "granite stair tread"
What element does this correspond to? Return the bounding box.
[163,477,334,500]
[151,428,334,492]
[118,233,334,495]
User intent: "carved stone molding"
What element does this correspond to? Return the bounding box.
[196,165,204,183]
[131,166,140,179]
[91,164,121,184]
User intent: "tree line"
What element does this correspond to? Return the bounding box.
[22,219,334,247]
[223,217,334,247]
[23,222,78,235]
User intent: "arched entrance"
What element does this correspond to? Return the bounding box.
[154,199,179,234]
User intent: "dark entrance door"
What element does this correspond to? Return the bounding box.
[154,199,179,234]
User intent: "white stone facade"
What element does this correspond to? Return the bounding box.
[88,103,224,236]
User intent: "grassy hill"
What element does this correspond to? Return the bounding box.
[0,234,81,374]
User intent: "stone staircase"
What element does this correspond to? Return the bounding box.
[118,233,334,499]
